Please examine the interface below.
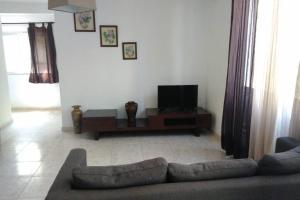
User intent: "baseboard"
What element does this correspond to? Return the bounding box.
[61,127,74,132]
[212,132,221,140]
[0,119,13,130]
[210,131,226,154]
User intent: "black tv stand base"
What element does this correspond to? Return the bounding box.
[158,108,197,113]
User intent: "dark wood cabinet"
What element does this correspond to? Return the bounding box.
[82,108,212,140]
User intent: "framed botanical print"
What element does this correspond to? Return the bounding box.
[74,11,96,32]
[100,25,118,47]
[122,42,137,60]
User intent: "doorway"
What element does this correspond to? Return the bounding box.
[2,23,61,110]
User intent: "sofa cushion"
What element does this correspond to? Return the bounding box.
[276,137,300,153]
[72,157,168,189]
[258,146,300,175]
[293,145,300,153]
[167,159,257,182]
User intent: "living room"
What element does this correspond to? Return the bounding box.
[0,0,300,200]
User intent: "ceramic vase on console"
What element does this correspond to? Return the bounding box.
[125,101,138,127]
[71,105,83,134]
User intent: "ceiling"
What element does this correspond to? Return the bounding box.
[0,0,48,2]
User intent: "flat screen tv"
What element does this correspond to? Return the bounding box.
[158,85,198,112]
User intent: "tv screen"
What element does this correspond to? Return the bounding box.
[158,85,198,112]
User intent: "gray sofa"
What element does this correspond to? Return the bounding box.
[45,137,300,200]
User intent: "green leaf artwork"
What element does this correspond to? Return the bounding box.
[100,26,118,47]
[78,13,92,29]
[74,11,95,32]
[103,30,116,44]
[125,46,135,57]
[123,42,137,60]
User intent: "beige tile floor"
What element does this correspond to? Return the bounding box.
[0,111,225,200]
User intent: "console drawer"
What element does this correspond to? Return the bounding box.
[82,118,116,132]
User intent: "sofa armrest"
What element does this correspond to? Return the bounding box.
[275,137,300,153]
[45,148,87,200]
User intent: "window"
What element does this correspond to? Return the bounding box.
[2,24,31,75]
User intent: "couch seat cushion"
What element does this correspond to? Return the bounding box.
[168,159,257,182]
[258,146,300,175]
[72,157,168,189]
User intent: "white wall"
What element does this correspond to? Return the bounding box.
[0,0,231,133]
[55,0,231,129]
[7,75,61,108]
[0,2,51,14]
[55,0,216,128]
[0,20,12,128]
[204,0,231,134]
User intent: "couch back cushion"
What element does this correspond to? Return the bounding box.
[258,146,300,175]
[167,159,257,182]
[72,157,168,189]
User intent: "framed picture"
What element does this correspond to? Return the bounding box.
[122,42,137,60]
[100,25,118,47]
[74,11,96,32]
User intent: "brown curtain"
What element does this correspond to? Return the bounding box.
[221,0,258,158]
[28,23,59,83]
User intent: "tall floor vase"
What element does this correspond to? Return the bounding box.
[71,105,82,134]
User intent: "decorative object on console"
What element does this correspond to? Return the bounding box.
[100,25,118,47]
[122,42,137,60]
[125,101,138,127]
[71,105,83,134]
[48,0,96,13]
[74,11,96,32]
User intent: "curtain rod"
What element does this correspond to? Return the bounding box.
[2,22,54,25]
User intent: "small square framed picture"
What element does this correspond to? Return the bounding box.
[100,25,118,47]
[122,42,137,60]
[74,11,96,32]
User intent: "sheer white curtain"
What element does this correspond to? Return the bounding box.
[249,0,300,159]
[289,64,300,140]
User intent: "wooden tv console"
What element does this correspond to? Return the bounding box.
[82,108,212,140]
